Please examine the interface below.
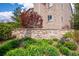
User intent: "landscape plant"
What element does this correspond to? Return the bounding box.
[0,39,21,56]
[6,45,60,56]
[64,42,77,50]
[59,46,72,56]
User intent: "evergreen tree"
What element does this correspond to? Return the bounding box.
[11,7,22,27]
[73,3,79,30]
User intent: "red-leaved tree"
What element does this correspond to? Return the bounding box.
[20,8,43,28]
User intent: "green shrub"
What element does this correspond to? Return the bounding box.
[26,45,60,56]
[0,23,18,40]
[56,42,63,48]
[0,39,20,56]
[23,37,33,40]
[53,38,59,41]
[23,39,50,48]
[6,45,60,56]
[22,37,52,48]
[5,48,26,56]
[37,39,51,46]
[0,22,20,40]
[46,39,53,45]
[64,42,77,50]
[71,51,79,56]
[59,37,67,44]
[59,46,72,56]
[0,23,12,40]
[63,32,73,38]
[21,37,38,48]
[74,30,79,42]
[47,38,59,45]
[22,37,58,49]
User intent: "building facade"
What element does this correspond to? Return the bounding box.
[34,3,72,30]
[12,3,73,39]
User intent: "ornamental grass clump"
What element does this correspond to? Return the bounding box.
[0,39,20,56]
[64,42,77,50]
[6,45,60,56]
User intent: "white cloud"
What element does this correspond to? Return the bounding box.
[18,3,34,10]
[22,3,34,8]
[0,11,13,17]
[0,3,34,22]
[0,11,14,22]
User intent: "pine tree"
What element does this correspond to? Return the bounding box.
[11,7,21,27]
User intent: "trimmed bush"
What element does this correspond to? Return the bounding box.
[53,38,59,41]
[47,39,54,45]
[56,42,63,48]
[5,48,26,56]
[37,39,51,46]
[22,37,53,48]
[63,32,73,38]
[0,39,20,56]
[74,30,79,42]
[0,23,12,40]
[0,23,18,40]
[64,42,77,50]
[71,51,79,56]
[21,37,38,48]
[6,45,60,56]
[59,46,72,56]
[26,45,60,56]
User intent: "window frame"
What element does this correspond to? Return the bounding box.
[48,15,54,22]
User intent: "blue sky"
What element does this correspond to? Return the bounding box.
[0,3,33,22]
[0,3,23,12]
[0,3,24,22]
[0,3,33,12]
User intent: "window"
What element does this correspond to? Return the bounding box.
[48,15,53,21]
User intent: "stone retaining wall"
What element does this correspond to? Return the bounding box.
[12,28,71,39]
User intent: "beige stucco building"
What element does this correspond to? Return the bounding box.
[12,3,73,39]
[34,3,72,30]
